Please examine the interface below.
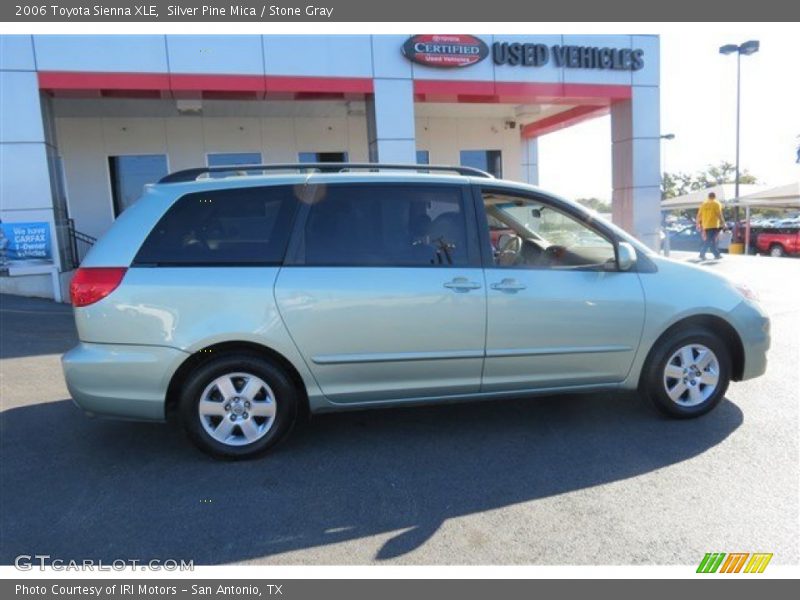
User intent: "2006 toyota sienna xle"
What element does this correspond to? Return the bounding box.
[62,163,770,458]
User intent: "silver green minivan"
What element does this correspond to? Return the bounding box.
[62,164,770,458]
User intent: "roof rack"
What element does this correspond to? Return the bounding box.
[158,162,493,184]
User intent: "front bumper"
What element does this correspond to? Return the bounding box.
[729,300,771,381]
[62,342,189,421]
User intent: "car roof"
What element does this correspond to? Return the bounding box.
[148,170,547,197]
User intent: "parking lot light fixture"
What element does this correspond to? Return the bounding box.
[719,40,760,248]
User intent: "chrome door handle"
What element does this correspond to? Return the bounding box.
[444,277,482,292]
[491,278,527,292]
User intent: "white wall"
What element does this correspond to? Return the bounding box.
[56,114,370,238]
[415,117,522,181]
[56,112,521,238]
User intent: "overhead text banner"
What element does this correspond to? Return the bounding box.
[2,0,798,22]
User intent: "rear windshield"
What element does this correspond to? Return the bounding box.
[134,185,299,265]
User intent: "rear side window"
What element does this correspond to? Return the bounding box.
[134,186,299,266]
[298,184,472,267]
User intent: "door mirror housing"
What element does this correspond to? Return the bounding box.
[617,242,637,271]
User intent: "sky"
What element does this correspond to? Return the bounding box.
[537,24,800,201]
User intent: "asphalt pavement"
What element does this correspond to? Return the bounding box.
[0,253,797,565]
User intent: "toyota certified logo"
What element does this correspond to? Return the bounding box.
[402,35,489,68]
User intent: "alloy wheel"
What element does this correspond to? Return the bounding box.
[662,344,720,407]
[198,372,277,446]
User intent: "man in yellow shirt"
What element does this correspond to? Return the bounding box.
[696,192,726,260]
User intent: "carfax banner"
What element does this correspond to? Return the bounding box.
[0,221,53,270]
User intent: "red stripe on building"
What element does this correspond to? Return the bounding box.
[415,80,630,105]
[38,71,171,91]
[38,71,373,99]
[38,72,622,136]
[265,76,373,94]
[521,105,610,139]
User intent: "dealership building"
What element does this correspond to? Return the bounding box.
[0,34,660,300]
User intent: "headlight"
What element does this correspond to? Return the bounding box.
[734,282,759,302]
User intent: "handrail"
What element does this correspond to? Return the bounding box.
[66,218,97,269]
[158,163,494,184]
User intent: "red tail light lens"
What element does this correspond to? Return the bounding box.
[70,267,127,307]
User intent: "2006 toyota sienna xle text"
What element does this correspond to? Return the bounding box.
[62,164,770,458]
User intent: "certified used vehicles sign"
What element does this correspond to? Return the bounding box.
[402,35,489,68]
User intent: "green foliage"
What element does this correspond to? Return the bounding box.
[576,197,611,213]
[661,161,758,199]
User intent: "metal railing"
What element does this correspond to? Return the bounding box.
[66,218,97,269]
[159,163,494,184]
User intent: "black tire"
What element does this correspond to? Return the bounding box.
[640,326,731,419]
[769,244,785,258]
[179,353,298,459]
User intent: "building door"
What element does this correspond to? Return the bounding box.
[298,151,349,163]
[460,150,503,178]
[108,154,168,217]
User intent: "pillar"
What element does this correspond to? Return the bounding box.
[611,36,661,250]
[366,79,417,164]
[520,137,539,185]
[0,35,65,299]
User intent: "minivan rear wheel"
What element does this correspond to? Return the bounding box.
[179,353,298,459]
[640,327,731,418]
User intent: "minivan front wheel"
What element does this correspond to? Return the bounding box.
[641,327,731,418]
[179,354,298,459]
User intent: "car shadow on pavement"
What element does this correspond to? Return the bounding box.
[0,294,77,360]
[0,391,743,565]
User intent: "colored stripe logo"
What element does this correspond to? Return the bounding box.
[697,553,773,573]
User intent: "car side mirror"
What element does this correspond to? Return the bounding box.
[531,208,542,218]
[617,242,637,271]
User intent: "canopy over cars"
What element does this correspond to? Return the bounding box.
[661,182,800,211]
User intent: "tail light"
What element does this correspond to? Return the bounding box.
[70,267,127,307]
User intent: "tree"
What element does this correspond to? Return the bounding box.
[576,197,611,213]
[661,161,757,199]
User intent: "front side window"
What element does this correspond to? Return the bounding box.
[134,186,299,266]
[300,184,471,267]
[108,155,168,217]
[482,191,616,270]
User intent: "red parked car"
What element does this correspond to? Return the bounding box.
[756,228,800,257]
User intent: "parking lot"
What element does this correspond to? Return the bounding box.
[0,252,797,566]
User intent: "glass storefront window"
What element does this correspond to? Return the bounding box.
[460,150,502,178]
[207,152,262,167]
[108,155,168,217]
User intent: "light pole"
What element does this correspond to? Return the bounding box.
[659,133,675,256]
[720,40,759,251]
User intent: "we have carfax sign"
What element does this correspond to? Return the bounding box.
[0,221,54,270]
[402,34,645,70]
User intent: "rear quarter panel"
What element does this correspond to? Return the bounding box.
[73,267,324,405]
